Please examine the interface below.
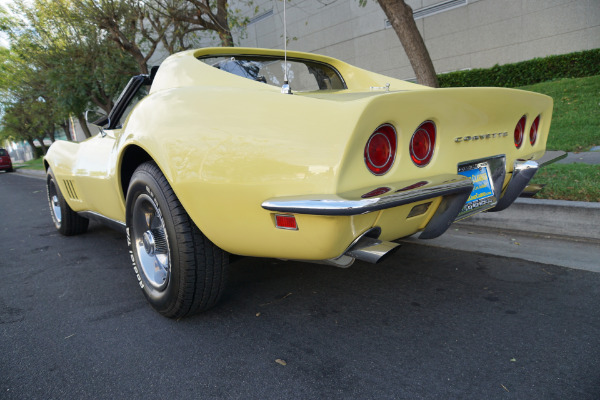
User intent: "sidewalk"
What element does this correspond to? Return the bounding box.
[555,150,600,165]
[540,149,600,165]
[14,168,46,179]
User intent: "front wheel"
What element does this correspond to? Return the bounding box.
[46,169,89,235]
[126,161,229,318]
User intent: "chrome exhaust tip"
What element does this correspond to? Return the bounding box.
[345,235,401,264]
[321,228,401,268]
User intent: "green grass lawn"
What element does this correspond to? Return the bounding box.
[15,157,45,170]
[519,75,600,201]
[519,75,600,152]
[530,163,600,202]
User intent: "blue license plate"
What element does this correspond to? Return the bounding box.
[458,161,495,213]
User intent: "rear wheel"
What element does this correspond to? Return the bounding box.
[46,169,89,235]
[126,161,229,318]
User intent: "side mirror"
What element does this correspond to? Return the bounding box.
[85,110,110,128]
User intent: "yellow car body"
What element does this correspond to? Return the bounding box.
[45,47,555,316]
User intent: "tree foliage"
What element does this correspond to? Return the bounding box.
[1,0,139,143]
[0,21,62,153]
[71,0,174,74]
[0,0,257,150]
[154,0,255,47]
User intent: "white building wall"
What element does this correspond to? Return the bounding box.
[232,0,600,81]
[71,0,599,143]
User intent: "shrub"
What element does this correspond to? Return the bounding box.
[438,48,600,88]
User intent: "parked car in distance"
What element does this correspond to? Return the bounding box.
[44,47,564,318]
[0,149,14,173]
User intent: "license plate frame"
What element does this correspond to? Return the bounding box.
[457,160,496,217]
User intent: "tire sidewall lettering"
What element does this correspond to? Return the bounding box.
[145,186,165,227]
[126,227,145,289]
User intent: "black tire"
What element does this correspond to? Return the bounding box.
[46,169,89,236]
[125,161,229,318]
[6,167,14,173]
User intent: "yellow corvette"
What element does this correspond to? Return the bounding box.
[45,47,559,318]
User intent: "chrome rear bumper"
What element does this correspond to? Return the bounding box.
[262,174,474,216]
[489,160,539,212]
[262,175,475,244]
[261,155,551,265]
[489,150,566,211]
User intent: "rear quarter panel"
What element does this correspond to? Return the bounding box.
[121,84,375,258]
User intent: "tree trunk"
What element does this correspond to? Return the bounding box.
[106,30,149,74]
[216,0,234,46]
[61,121,71,141]
[219,30,234,47]
[77,114,93,139]
[36,137,48,155]
[91,94,113,114]
[377,0,439,87]
[26,138,44,158]
[47,129,56,143]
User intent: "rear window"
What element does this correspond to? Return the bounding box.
[198,55,346,92]
[0,149,7,156]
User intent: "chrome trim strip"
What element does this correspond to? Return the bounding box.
[365,123,397,176]
[536,150,567,167]
[409,120,436,167]
[489,160,539,212]
[78,211,127,232]
[261,174,473,216]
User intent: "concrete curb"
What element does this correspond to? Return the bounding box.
[15,168,46,179]
[457,198,600,241]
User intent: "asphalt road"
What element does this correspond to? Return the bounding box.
[1,171,599,399]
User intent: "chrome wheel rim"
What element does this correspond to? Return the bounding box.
[47,180,62,227]
[51,195,61,224]
[131,194,170,291]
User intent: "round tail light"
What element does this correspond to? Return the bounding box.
[410,121,436,167]
[514,116,526,148]
[530,115,540,145]
[364,124,396,175]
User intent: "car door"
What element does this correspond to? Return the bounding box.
[73,76,150,222]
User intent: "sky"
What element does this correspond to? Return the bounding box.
[0,0,12,48]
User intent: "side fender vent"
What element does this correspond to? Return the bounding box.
[63,180,79,200]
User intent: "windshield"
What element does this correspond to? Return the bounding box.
[198,55,346,92]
